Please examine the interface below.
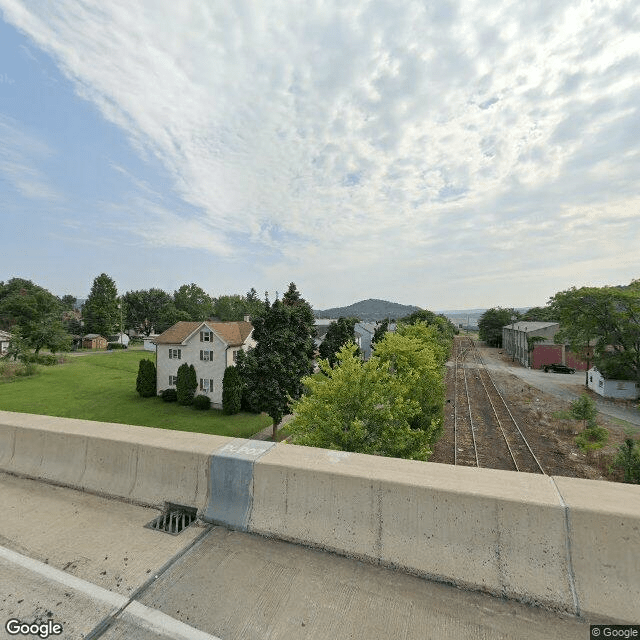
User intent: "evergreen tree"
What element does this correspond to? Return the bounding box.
[318,317,359,367]
[222,365,243,415]
[176,362,198,405]
[136,359,157,397]
[83,274,119,337]
[239,285,315,439]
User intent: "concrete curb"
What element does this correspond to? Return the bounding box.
[1,410,638,622]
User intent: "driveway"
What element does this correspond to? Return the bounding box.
[477,346,640,429]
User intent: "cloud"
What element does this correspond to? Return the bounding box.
[1,0,639,306]
[0,114,61,200]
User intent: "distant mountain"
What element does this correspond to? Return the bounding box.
[313,299,421,322]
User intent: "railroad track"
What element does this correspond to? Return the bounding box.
[452,336,545,475]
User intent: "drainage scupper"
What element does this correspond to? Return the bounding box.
[145,503,198,535]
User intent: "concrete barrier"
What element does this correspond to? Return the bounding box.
[552,476,640,622]
[249,443,576,612]
[0,411,227,511]
[1,410,639,622]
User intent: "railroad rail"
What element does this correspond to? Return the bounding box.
[452,336,545,475]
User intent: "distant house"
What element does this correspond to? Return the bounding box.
[82,334,108,350]
[502,322,592,370]
[0,330,11,355]
[587,368,639,400]
[354,322,376,360]
[154,320,255,408]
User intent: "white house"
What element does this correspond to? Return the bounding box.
[143,334,159,352]
[154,320,255,408]
[587,367,639,400]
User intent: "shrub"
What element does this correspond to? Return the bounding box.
[570,394,598,430]
[193,394,211,410]
[136,359,157,397]
[107,342,127,350]
[575,425,608,452]
[15,362,38,377]
[222,366,243,415]
[161,388,178,402]
[609,437,640,483]
[176,363,197,405]
[37,354,58,366]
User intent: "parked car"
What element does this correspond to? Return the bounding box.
[543,363,576,374]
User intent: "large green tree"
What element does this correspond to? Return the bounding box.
[550,282,640,386]
[123,288,174,336]
[289,343,430,460]
[0,278,71,354]
[478,307,520,347]
[318,317,359,366]
[239,284,315,439]
[83,274,119,337]
[174,283,214,321]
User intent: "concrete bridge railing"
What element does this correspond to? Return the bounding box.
[0,410,638,623]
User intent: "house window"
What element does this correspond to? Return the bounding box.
[169,348,181,359]
[232,350,239,363]
[200,331,213,342]
[200,378,214,392]
[200,350,214,361]
[169,375,178,386]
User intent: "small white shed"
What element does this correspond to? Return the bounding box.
[144,335,158,352]
[587,367,639,400]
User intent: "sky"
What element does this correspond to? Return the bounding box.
[0,0,638,312]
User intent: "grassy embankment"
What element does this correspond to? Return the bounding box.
[0,350,271,437]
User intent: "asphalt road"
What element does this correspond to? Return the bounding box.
[0,471,592,640]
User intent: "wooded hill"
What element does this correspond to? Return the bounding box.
[313,298,421,322]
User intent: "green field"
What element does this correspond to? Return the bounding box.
[0,350,271,437]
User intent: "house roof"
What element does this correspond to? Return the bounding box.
[83,334,105,339]
[502,321,559,333]
[154,321,253,347]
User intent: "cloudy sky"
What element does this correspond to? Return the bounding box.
[0,0,638,311]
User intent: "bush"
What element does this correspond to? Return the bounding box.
[222,366,243,415]
[107,342,127,350]
[161,388,178,402]
[15,362,38,377]
[129,337,143,346]
[570,394,598,430]
[136,359,157,397]
[609,437,640,483]
[575,425,608,452]
[176,363,197,405]
[193,394,211,410]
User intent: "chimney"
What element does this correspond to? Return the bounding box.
[244,315,250,323]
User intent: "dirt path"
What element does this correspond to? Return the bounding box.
[430,337,639,481]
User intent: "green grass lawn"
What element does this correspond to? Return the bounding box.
[0,351,271,437]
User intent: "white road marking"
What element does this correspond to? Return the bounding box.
[0,545,222,640]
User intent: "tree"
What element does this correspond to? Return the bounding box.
[373,324,446,441]
[238,286,315,439]
[570,394,598,430]
[478,308,520,347]
[288,343,430,460]
[520,306,558,322]
[318,317,359,367]
[83,274,119,337]
[136,359,157,397]
[213,294,247,321]
[60,295,77,311]
[222,365,243,415]
[0,279,71,354]
[3,325,30,362]
[174,283,214,321]
[610,437,640,484]
[372,319,389,345]
[550,283,640,387]
[176,363,198,405]
[123,289,174,336]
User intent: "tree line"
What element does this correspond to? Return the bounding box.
[0,274,268,357]
[477,279,640,385]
